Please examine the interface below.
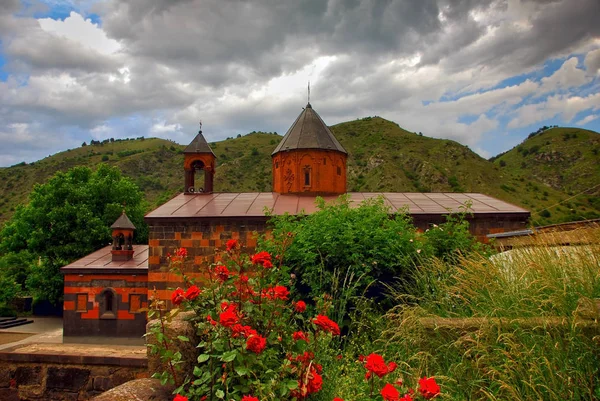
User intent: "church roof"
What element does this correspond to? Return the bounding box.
[145,192,529,220]
[61,245,149,273]
[272,103,347,155]
[110,212,136,230]
[184,131,215,155]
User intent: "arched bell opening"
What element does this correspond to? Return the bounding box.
[184,158,214,194]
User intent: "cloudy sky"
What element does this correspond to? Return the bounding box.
[0,0,599,166]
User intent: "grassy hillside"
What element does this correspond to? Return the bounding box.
[492,127,600,219]
[1,119,598,228]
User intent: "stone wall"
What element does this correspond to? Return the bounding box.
[147,217,267,302]
[0,346,147,401]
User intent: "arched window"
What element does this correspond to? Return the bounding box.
[99,288,117,319]
[304,167,311,186]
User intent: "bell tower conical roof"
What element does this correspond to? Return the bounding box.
[184,131,215,155]
[272,103,346,155]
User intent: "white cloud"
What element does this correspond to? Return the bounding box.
[38,11,120,55]
[540,57,588,92]
[575,114,599,126]
[584,48,600,75]
[151,121,182,134]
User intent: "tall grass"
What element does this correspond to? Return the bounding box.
[380,230,600,400]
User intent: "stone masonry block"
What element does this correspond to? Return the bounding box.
[47,367,90,391]
[0,367,11,388]
[14,366,42,386]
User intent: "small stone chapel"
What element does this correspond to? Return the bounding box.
[62,102,530,342]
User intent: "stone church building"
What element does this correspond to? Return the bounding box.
[62,102,530,342]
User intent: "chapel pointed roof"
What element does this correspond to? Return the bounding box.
[184,130,215,155]
[272,103,347,155]
[110,211,136,230]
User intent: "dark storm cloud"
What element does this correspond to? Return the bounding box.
[0,0,599,165]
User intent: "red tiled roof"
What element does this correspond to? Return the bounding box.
[61,245,149,271]
[145,192,529,220]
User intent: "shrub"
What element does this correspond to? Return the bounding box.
[266,196,422,304]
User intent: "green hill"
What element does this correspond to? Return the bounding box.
[1,119,598,228]
[492,127,600,217]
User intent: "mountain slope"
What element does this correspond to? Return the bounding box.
[1,119,598,227]
[492,127,599,192]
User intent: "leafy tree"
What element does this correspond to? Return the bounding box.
[0,164,148,303]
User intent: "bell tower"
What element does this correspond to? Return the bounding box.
[184,123,216,194]
[110,211,136,261]
[272,103,347,195]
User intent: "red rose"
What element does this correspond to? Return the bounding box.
[214,265,230,281]
[295,300,307,313]
[388,361,397,373]
[246,334,267,354]
[306,367,322,394]
[175,247,187,257]
[185,285,201,300]
[418,377,440,399]
[292,331,309,342]
[173,395,188,401]
[241,396,259,401]
[381,383,400,401]
[219,303,240,327]
[231,324,257,338]
[226,239,238,251]
[365,353,394,378]
[251,251,272,268]
[171,288,185,306]
[261,285,289,300]
[333,398,344,401]
[206,315,217,326]
[399,395,414,401]
[313,315,340,336]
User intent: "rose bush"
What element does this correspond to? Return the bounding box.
[150,237,441,401]
[150,237,343,401]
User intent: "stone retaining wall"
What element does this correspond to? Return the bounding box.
[0,345,148,401]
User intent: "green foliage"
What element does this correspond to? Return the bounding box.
[0,164,147,304]
[421,204,491,263]
[378,232,600,400]
[150,244,341,401]
[267,196,422,301]
[25,258,66,304]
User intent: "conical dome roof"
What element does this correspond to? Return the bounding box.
[110,212,136,230]
[184,131,215,155]
[272,103,347,155]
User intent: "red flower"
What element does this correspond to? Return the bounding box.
[381,383,400,401]
[388,361,398,373]
[261,285,289,300]
[251,251,272,268]
[214,265,230,281]
[185,285,201,301]
[364,353,395,378]
[246,334,267,354]
[418,377,440,399]
[241,396,259,401]
[399,395,414,401]
[219,310,239,327]
[226,239,238,251]
[231,324,257,338]
[306,367,323,394]
[206,315,217,326]
[176,247,188,258]
[313,315,341,336]
[171,288,185,306]
[295,300,307,313]
[333,398,344,401]
[292,331,309,342]
[173,395,188,401]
